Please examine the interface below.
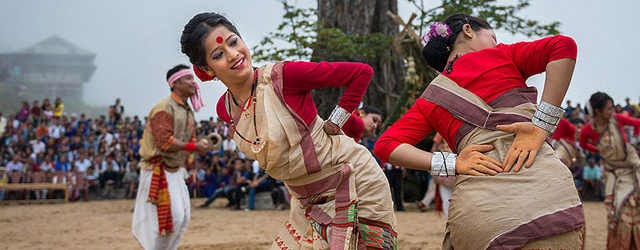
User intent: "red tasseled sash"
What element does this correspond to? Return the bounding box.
[147,157,173,235]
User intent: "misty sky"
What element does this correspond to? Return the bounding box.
[1,0,638,121]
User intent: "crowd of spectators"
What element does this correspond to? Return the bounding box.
[0,97,287,211]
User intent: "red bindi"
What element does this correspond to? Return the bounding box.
[216,36,223,44]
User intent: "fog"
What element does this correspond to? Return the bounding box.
[1,0,637,120]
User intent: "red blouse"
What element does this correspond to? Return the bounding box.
[552,118,576,143]
[374,35,577,162]
[217,61,372,128]
[579,113,640,153]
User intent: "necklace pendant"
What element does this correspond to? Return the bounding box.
[243,110,251,119]
[251,137,264,153]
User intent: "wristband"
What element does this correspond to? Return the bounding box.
[184,142,196,152]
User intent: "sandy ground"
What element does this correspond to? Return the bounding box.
[0,199,606,249]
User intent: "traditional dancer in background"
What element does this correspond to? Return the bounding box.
[374,14,584,249]
[579,92,640,249]
[553,117,585,169]
[132,64,211,250]
[181,12,397,249]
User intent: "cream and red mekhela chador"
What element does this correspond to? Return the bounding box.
[553,118,581,168]
[133,92,197,250]
[375,35,584,249]
[580,113,640,249]
[216,61,397,250]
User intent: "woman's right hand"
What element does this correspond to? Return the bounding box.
[455,145,503,176]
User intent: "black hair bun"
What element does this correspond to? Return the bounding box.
[422,36,451,72]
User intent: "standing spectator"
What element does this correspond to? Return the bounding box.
[53,97,64,118]
[113,98,124,124]
[6,155,24,173]
[17,101,30,123]
[31,100,41,121]
[383,162,405,212]
[565,100,574,117]
[623,97,634,113]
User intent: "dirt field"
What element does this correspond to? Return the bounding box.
[0,199,606,249]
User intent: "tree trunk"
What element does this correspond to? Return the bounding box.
[312,0,405,118]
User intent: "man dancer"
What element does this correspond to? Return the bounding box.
[132,64,208,250]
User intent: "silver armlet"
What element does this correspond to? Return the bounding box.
[328,105,350,128]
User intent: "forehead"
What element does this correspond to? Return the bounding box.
[203,25,236,50]
[364,113,382,119]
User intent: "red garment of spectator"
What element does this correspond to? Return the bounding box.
[217,61,372,127]
[374,35,577,162]
[553,118,576,143]
[579,113,640,153]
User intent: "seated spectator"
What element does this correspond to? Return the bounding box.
[55,154,71,172]
[123,160,139,199]
[199,163,236,208]
[100,162,119,199]
[0,167,7,200]
[51,170,67,199]
[570,163,584,191]
[6,155,24,173]
[39,155,54,173]
[73,152,92,173]
[245,163,271,211]
[269,176,288,210]
[583,159,603,199]
[84,166,100,194]
[203,167,218,198]
[30,169,48,200]
[229,159,253,211]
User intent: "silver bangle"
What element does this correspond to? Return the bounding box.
[532,116,557,134]
[533,109,561,125]
[537,101,566,118]
[532,101,564,134]
[328,105,350,128]
[431,152,457,177]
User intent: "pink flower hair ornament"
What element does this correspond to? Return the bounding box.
[422,22,452,46]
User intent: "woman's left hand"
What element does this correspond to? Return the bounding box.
[323,120,344,135]
[496,122,549,172]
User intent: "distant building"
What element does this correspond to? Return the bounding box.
[0,35,96,103]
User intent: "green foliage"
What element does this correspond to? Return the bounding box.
[251,0,394,64]
[406,0,560,38]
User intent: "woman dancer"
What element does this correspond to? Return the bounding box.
[580,92,640,249]
[180,12,456,249]
[374,14,584,249]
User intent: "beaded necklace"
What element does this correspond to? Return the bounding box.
[226,68,263,152]
[444,54,462,74]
